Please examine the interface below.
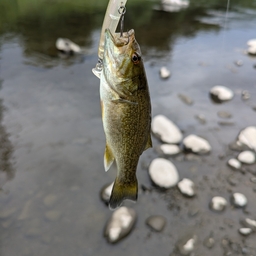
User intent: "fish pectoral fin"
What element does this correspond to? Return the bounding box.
[144,134,152,151]
[111,98,138,105]
[104,143,115,172]
[109,175,138,210]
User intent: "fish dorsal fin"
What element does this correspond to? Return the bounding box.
[144,134,152,151]
[104,143,115,172]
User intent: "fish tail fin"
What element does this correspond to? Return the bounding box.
[109,174,138,210]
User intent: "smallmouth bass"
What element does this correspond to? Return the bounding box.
[100,29,152,210]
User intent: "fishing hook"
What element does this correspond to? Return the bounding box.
[118,4,126,37]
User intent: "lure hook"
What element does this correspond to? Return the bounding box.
[118,4,126,37]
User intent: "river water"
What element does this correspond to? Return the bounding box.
[0,0,256,255]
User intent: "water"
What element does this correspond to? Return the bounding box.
[1,0,256,255]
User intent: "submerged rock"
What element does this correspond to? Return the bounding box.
[210,86,234,102]
[239,228,252,236]
[210,196,227,212]
[177,178,196,197]
[241,218,256,231]
[217,111,232,119]
[241,90,250,100]
[43,194,58,208]
[159,66,171,79]
[238,151,255,164]
[157,144,181,156]
[146,215,166,232]
[203,233,215,249]
[227,158,241,170]
[177,235,197,255]
[56,38,81,54]
[195,114,206,124]
[183,134,211,154]
[148,158,179,188]
[178,94,194,105]
[100,182,114,203]
[238,126,256,151]
[152,115,182,144]
[104,207,136,244]
[231,193,247,208]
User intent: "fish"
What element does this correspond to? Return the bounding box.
[100,29,152,210]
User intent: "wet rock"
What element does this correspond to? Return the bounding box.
[218,121,234,126]
[178,94,194,105]
[241,218,256,231]
[100,182,114,203]
[234,60,243,66]
[229,141,249,151]
[183,134,211,154]
[217,111,232,119]
[238,151,255,164]
[247,39,256,47]
[210,86,234,102]
[227,158,241,170]
[149,158,179,188]
[56,38,81,54]
[195,114,206,124]
[238,126,256,151]
[45,210,62,221]
[227,175,238,186]
[104,207,136,244]
[231,193,247,208]
[177,178,196,197]
[188,206,200,217]
[43,194,58,208]
[203,234,215,249]
[177,235,197,255]
[210,197,227,212]
[247,46,256,55]
[157,144,181,156]
[241,90,250,100]
[239,228,252,236]
[159,66,171,79]
[152,115,182,144]
[0,207,16,219]
[146,215,166,232]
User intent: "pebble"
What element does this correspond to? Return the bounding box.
[146,215,166,232]
[149,158,179,188]
[159,66,171,79]
[177,235,197,255]
[247,39,256,47]
[56,38,81,53]
[100,182,114,203]
[45,210,62,221]
[239,228,252,236]
[183,134,211,154]
[203,235,215,249]
[43,194,58,208]
[241,218,256,231]
[238,126,256,151]
[234,60,243,66]
[231,193,247,208]
[227,175,238,186]
[247,46,256,55]
[241,90,250,100]
[227,158,241,170]
[104,207,136,243]
[157,144,181,156]
[210,196,227,211]
[178,94,194,105]
[217,111,232,119]
[238,151,255,164]
[152,115,182,144]
[177,178,196,197]
[210,85,234,102]
[195,114,206,124]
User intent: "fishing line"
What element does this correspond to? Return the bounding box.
[222,0,230,51]
[118,4,126,37]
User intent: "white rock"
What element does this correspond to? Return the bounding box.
[238,151,255,164]
[56,38,81,53]
[152,115,182,144]
[210,196,227,211]
[178,236,197,255]
[247,39,256,47]
[159,144,181,155]
[238,126,256,151]
[104,207,136,243]
[159,66,171,79]
[178,178,195,197]
[210,86,234,102]
[239,228,252,236]
[228,158,241,169]
[247,46,256,55]
[101,182,114,203]
[183,134,211,154]
[232,193,247,207]
[245,218,256,228]
[149,158,179,188]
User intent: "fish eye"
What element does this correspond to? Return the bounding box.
[132,53,141,64]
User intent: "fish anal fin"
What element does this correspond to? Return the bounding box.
[144,134,152,151]
[104,143,115,172]
[109,175,138,210]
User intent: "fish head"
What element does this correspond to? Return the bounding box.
[103,29,144,83]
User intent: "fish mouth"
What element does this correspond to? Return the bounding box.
[105,29,135,47]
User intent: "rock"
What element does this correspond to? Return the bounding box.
[234,60,243,66]
[177,235,197,255]
[43,194,58,208]
[241,90,250,100]
[146,215,166,232]
[56,38,81,54]
[210,197,227,212]
[247,46,256,55]
[104,207,136,243]
[210,86,234,102]
[178,94,194,105]
[218,121,234,126]
[227,175,238,186]
[247,39,256,47]
[100,182,114,203]
[45,210,62,221]
[238,151,255,164]
[239,228,252,236]
[183,134,211,154]
[227,158,241,170]
[157,144,181,156]
[238,126,256,151]
[241,218,256,231]
[195,114,206,124]
[159,66,171,79]
[217,111,232,119]
[177,178,196,197]
[152,115,182,144]
[203,234,215,249]
[231,193,247,208]
[148,158,179,188]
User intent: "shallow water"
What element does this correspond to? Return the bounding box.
[1,0,256,255]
